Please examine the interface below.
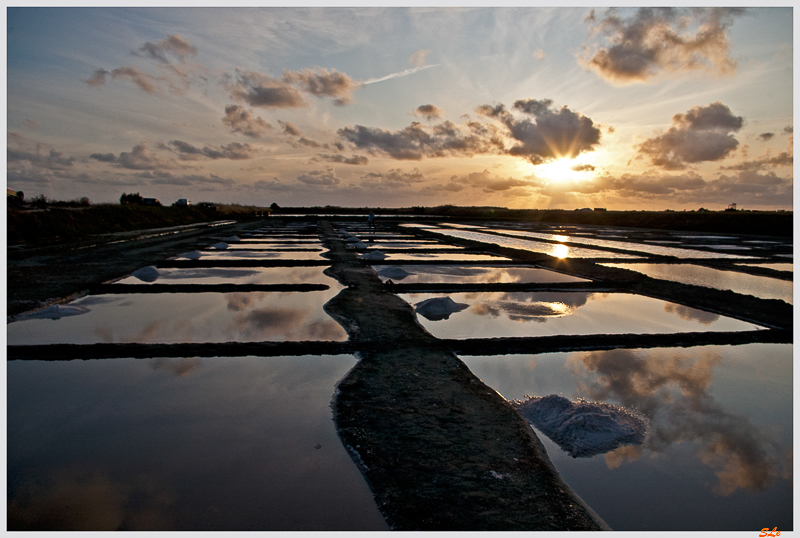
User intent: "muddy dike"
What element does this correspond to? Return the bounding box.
[6,220,262,317]
[319,222,609,531]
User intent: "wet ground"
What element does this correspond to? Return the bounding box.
[7,216,792,530]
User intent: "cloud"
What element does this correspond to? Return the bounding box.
[134,34,197,64]
[450,169,535,194]
[226,69,306,108]
[476,98,603,165]
[637,102,743,169]
[409,49,430,67]
[571,348,789,496]
[167,140,257,160]
[581,7,743,85]
[719,151,792,172]
[757,133,774,142]
[297,166,340,186]
[89,153,117,163]
[361,63,439,85]
[221,105,272,138]
[337,119,504,161]
[534,49,546,60]
[7,137,75,170]
[278,120,303,137]
[282,67,359,106]
[317,153,369,165]
[360,167,426,188]
[115,142,175,171]
[414,104,444,121]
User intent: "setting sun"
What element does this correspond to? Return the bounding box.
[536,158,588,183]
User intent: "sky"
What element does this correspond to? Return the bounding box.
[5,6,795,210]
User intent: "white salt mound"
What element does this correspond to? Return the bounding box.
[361,251,387,260]
[344,236,361,243]
[415,296,469,321]
[378,266,413,279]
[181,251,203,260]
[211,242,229,250]
[223,235,241,242]
[18,304,91,320]
[512,394,649,458]
[131,266,160,283]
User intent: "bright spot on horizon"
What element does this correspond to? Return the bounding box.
[537,158,589,183]
[552,244,569,258]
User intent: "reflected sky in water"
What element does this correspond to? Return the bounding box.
[425,229,640,259]
[735,263,793,273]
[460,344,792,530]
[381,252,511,262]
[7,356,388,531]
[8,290,347,345]
[602,263,793,304]
[199,250,327,260]
[374,265,590,284]
[490,229,758,259]
[117,266,337,286]
[400,291,762,339]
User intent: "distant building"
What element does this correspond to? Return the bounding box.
[174,198,190,206]
[142,198,162,206]
[575,207,593,212]
[593,207,607,211]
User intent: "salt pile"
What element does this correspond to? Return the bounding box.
[211,242,229,250]
[131,266,160,282]
[378,266,413,280]
[361,251,387,260]
[512,394,648,458]
[180,251,203,260]
[414,296,469,321]
[16,304,91,320]
[223,235,241,242]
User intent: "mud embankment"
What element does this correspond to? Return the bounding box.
[319,222,609,531]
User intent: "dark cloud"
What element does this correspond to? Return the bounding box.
[476,99,603,165]
[168,140,257,160]
[783,126,793,134]
[637,102,743,169]
[415,104,444,121]
[150,173,236,187]
[134,34,197,64]
[297,166,340,186]
[719,151,792,172]
[572,164,596,172]
[582,7,743,84]
[90,153,117,163]
[361,168,425,188]
[221,105,272,138]
[116,142,174,171]
[282,67,359,106]
[7,143,75,170]
[24,119,40,130]
[757,133,774,142]
[278,120,303,137]
[85,69,109,87]
[338,119,504,161]
[110,66,162,94]
[227,70,306,108]
[317,153,369,165]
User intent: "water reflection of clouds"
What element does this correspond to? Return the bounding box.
[569,348,791,496]
[663,303,720,325]
[8,466,175,530]
[150,358,202,377]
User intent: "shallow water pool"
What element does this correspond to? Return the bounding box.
[116,266,337,286]
[8,290,347,345]
[461,344,792,530]
[601,263,793,304]
[399,291,762,338]
[7,355,388,530]
[374,265,591,284]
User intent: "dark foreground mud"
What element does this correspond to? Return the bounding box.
[319,223,609,530]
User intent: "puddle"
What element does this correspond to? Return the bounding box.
[422,229,640,259]
[379,252,512,262]
[398,291,761,338]
[373,265,591,284]
[460,344,792,531]
[360,242,461,250]
[735,263,793,272]
[492,229,757,259]
[7,355,389,531]
[8,290,347,345]
[601,263,793,304]
[116,266,337,286]
[199,250,327,260]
